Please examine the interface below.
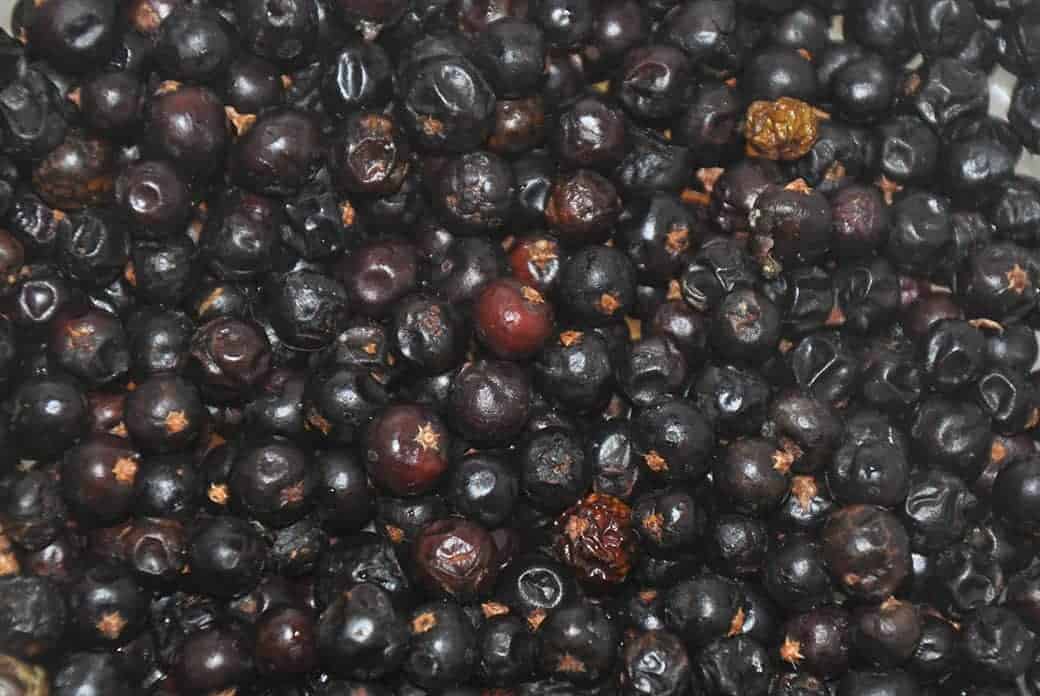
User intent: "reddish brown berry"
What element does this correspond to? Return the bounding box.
[475,278,555,360]
[414,518,499,600]
[364,404,450,496]
[553,493,637,589]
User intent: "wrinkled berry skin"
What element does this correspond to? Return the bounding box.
[554,493,638,589]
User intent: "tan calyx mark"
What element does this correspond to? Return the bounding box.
[412,611,437,634]
[1027,408,1040,431]
[824,161,847,182]
[790,476,818,512]
[213,688,238,696]
[597,293,621,315]
[727,607,746,637]
[968,318,1004,333]
[528,239,557,269]
[644,450,668,472]
[625,316,642,341]
[991,439,1008,464]
[680,188,711,207]
[559,330,583,347]
[638,589,658,602]
[385,525,405,543]
[772,448,795,474]
[67,88,81,107]
[527,608,547,630]
[784,178,812,194]
[903,72,923,96]
[667,280,682,300]
[306,409,332,435]
[281,480,305,505]
[876,175,903,205]
[208,483,229,505]
[780,636,804,664]
[225,106,256,136]
[0,550,18,576]
[481,601,510,618]
[165,410,189,434]
[112,457,139,484]
[198,287,224,315]
[565,514,590,540]
[109,422,129,438]
[66,322,94,339]
[280,74,294,89]
[362,342,379,355]
[557,654,586,673]
[665,224,690,255]
[797,48,813,61]
[1006,264,1030,294]
[420,116,444,136]
[825,304,846,328]
[521,286,545,304]
[591,80,610,94]
[414,423,441,451]
[642,512,664,540]
[156,80,182,95]
[96,612,128,639]
[124,262,137,286]
[340,201,356,226]
[697,167,725,195]
[880,596,902,611]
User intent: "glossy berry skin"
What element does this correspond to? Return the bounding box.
[448,453,518,528]
[60,434,141,526]
[0,575,68,658]
[390,294,467,375]
[534,329,614,414]
[635,399,714,483]
[340,238,419,318]
[234,109,324,196]
[477,614,538,685]
[188,516,268,599]
[992,456,1040,534]
[474,18,546,97]
[69,562,147,646]
[475,278,554,359]
[539,602,618,684]
[144,85,228,179]
[414,519,499,599]
[822,505,912,601]
[557,245,636,326]
[8,374,88,459]
[27,0,117,74]
[332,112,411,195]
[399,55,496,153]
[125,375,204,454]
[174,625,254,694]
[763,536,833,612]
[449,359,531,444]
[546,170,622,245]
[521,427,589,514]
[405,601,478,689]
[781,607,851,678]
[322,39,393,116]
[154,4,233,83]
[230,438,316,527]
[960,607,1036,682]
[114,160,190,240]
[663,573,745,649]
[52,652,133,696]
[365,404,450,496]
[265,270,350,350]
[318,582,408,679]
[621,630,689,696]
[711,288,781,364]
